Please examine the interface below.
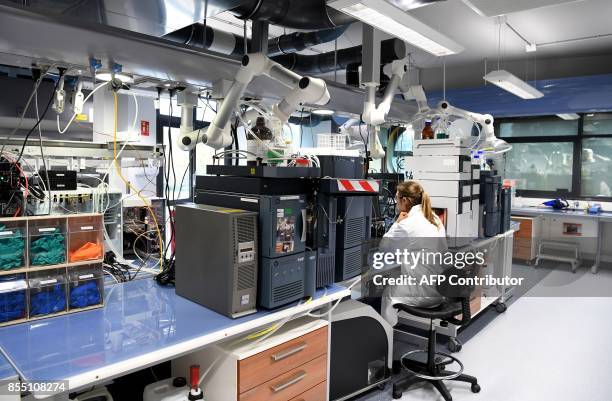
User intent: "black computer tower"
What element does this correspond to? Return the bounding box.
[480,171,502,237]
[500,187,512,232]
[315,191,337,288]
[336,196,372,281]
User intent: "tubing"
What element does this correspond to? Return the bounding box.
[272,38,407,75]
[165,23,350,58]
[230,0,354,29]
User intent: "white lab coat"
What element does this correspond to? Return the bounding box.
[380,205,448,326]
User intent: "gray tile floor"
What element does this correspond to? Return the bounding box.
[352,262,612,401]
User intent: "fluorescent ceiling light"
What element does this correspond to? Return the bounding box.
[312,109,335,116]
[328,0,463,56]
[525,43,537,52]
[557,113,580,120]
[96,71,134,84]
[483,70,544,99]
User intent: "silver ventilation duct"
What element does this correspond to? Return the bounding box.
[0,4,418,121]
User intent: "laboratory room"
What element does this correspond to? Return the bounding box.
[0,0,612,400]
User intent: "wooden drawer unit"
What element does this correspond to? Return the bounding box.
[239,355,327,401]
[172,317,328,401]
[511,215,543,262]
[513,217,532,238]
[239,326,328,393]
[289,381,327,401]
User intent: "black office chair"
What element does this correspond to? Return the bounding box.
[392,267,481,400]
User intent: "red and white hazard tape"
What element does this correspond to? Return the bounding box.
[337,179,379,192]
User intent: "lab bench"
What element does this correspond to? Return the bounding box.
[0,279,349,399]
[512,207,612,274]
[0,353,19,401]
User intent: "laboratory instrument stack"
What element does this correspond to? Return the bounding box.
[316,154,374,282]
[404,138,480,247]
[195,178,309,310]
[0,214,105,326]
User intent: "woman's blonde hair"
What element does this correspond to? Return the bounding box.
[397,180,441,228]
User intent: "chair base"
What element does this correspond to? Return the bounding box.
[392,368,480,400]
[392,316,480,400]
[392,335,480,400]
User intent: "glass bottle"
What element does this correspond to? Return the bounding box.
[421,120,434,140]
[250,117,273,141]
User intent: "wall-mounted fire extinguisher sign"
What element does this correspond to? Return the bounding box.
[141,120,150,136]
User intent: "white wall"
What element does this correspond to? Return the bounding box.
[93,91,159,200]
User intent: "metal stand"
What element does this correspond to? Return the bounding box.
[535,239,581,272]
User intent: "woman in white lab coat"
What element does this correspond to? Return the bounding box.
[380,180,448,326]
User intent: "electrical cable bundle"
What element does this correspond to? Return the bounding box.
[103,251,134,283]
[155,91,180,286]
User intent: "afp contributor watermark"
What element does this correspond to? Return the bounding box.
[372,273,524,287]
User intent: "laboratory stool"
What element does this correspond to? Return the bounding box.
[392,268,480,401]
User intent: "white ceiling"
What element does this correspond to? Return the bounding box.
[318,0,612,68]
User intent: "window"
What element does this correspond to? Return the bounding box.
[504,142,573,192]
[499,119,578,138]
[583,113,612,136]
[157,98,194,203]
[158,97,181,117]
[386,126,414,174]
[163,127,191,200]
[196,98,217,122]
[498,113,612,200]
[581,138,612,197]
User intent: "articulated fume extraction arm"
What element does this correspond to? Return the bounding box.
[435,100,512,153]
[436,100,495,141]
[362,58,408,126]
[403,83,503,151]
[338,58,408,160]
[178,53,330,151]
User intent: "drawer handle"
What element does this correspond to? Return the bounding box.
[271,342,307,362]
[271,371,306,393]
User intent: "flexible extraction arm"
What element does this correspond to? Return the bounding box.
[436,100,495,142]
[362,58,408,126]
[178,53,330,151]
[337,119,386,159]
[338,59,408,160]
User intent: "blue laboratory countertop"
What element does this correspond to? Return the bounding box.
[0,354,17,380]
[512,207,612,221]
[0,279,348,394]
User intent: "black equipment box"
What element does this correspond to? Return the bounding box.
[39,169,77,190]
[196,175,311,196]
[206,164,320,178]
[318,155,364,179]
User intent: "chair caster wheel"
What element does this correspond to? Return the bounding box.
[393,390,403,399]
[447,337,462,353]
[495,302,507,313]
[377,382,387,391]
[471,383,481,393]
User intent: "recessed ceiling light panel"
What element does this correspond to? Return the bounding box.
[328,0,463,56]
